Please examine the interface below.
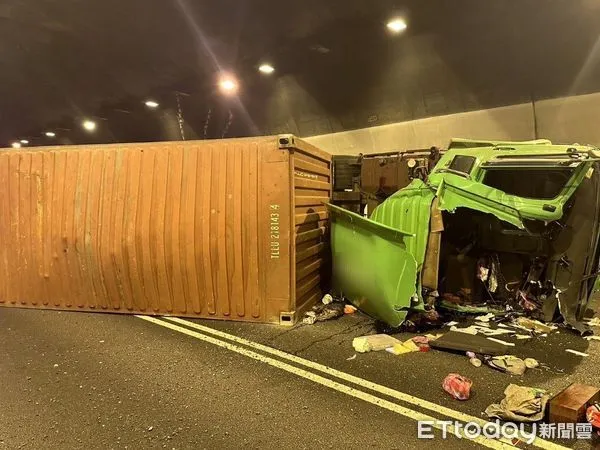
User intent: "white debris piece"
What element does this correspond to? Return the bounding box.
[486,337,515,347]
[475,313,495,323]
[565,349,589,357]
[516,334,533,340]
[586,317,600,327]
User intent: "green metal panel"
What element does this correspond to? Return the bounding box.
[326,203,418,327]
[370,179,435,272]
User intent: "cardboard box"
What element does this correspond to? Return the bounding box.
[548,383,600,423]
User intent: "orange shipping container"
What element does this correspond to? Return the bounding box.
[0,135,331,325]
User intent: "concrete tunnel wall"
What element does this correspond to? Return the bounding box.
[305,92,600,155]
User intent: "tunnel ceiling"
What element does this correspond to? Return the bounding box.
[1,0,600,145]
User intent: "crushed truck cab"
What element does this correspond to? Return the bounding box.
[327,139,600,331]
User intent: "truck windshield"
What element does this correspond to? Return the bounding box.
[483,168,574,199]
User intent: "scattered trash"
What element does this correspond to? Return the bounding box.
[346,354,357,361]
[585,335,600,341]
[486,355,527,376]
[352,334,400,353]
[587,403,600,428]
[148,426,153,432]
[550,383,600,423]
[449,325,477,335]
[344,304,357,314]
[475,313,495,323]
[439,301,500,314]
[565,349,589,357]
[485,384,549,422]
[412,336,430,345]
[321,294,334,305]
[486,337,515,347]
[386,343,415,355]
[401,309,442,332]
[515,334,533,340]
[514,317,556,334]
[53,364,59,368]
[385,338,423,355]
[587,317,600,327]
[470,358,482,367]
[401,339,420,352]
[430,331,507,355]
[302,315,317,325]
[445,321,459,327]
[442,373,473,401]
[302,302,344,324]
[524,358,539,369]
[449,324,514,337]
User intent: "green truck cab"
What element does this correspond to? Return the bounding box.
[328,139,600,331]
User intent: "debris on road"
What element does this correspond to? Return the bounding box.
[430,331,508,355]
[346,354,357,361]
[442,373,472,401]
[475,313,495,323]
[344,305,357,315]
[486,337,515,347]
[587,317,600,327]
[485,355,527,376]
[469,357,482,367]
[302,301,345,324]
[352,334,401,353]
[524,358,539,369]
[549,383,600,423]
[321,294,334,305]
[565,349,589,357]
[585,335,600,341]
[514,317,556,334]
[586,403,600,428]
[485,384,549,422]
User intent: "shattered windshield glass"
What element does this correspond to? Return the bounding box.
[482,168,575,200]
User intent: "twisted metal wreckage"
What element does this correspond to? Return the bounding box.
[328,139,600,334]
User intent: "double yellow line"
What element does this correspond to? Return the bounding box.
[137,315,568,450]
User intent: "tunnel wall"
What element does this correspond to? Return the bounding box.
[305,92,600,155]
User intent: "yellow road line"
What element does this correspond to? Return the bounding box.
[138,315,514,450]
[163,316,568,450]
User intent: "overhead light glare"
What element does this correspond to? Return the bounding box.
[258,64,275,74]
[11,142,21,149]
[45,131,56,137]
[387,18,407,33]
[218,76,239,95]
[145,100,159,108]
[82,120,97,132]
[20,139,29,144]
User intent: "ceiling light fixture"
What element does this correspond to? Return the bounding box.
[386,18,407,33]
[144,100,159,108]
[258,64,275,74]
[45,131,56,137]
[20,139,29,144]
[82,120,97,132]
[11,142,21,148]
[218,75,239,95]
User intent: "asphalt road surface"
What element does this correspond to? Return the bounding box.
[1,307,599,449]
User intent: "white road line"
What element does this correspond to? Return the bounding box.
[138,315,514,449]
[162,316,568,450]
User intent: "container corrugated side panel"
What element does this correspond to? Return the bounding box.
[0,137,293,323]
[289,138,332,311]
